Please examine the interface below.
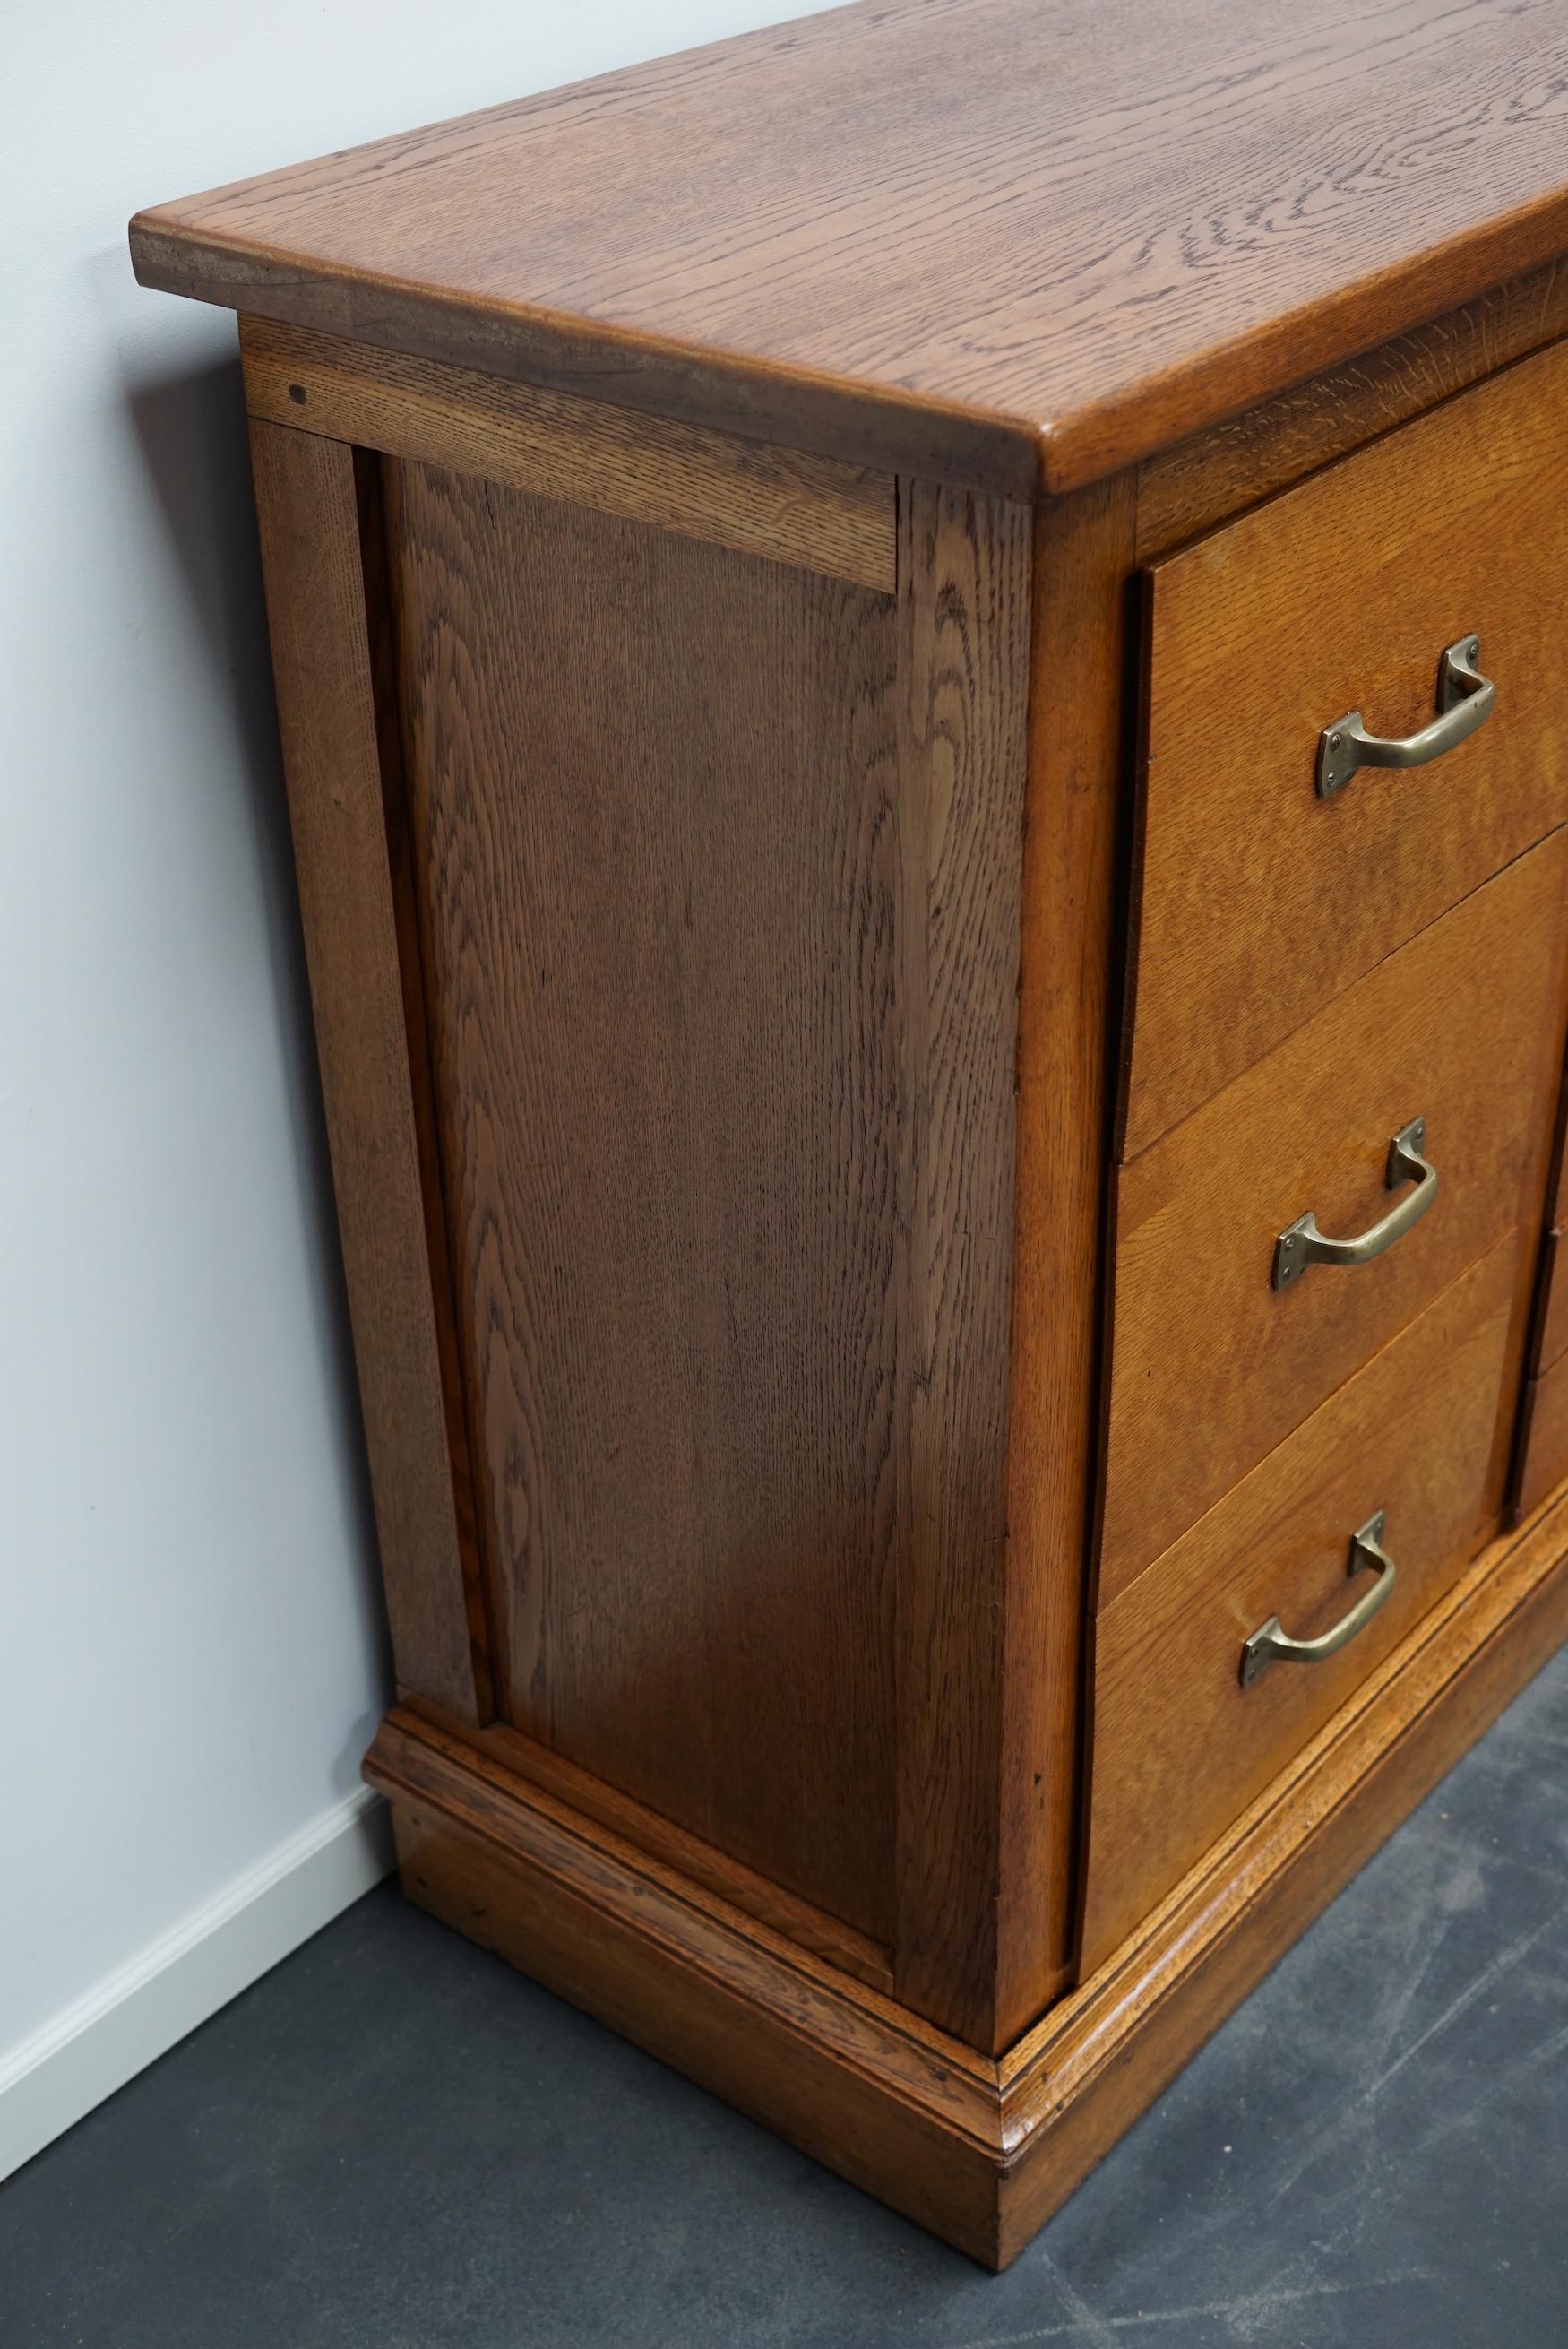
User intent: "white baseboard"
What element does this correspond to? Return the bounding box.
[0,1785,395,2182]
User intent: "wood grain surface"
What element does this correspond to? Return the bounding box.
[1513,1352,1568,1519]
[384,458,911,1938]
[1124,336,1568,1158]
[132,0,1568,494]
[241,316,896,590]
[383,457,1031,2008]
[246,421,483,1722]
[1101,833,1568,1602]
[995,472,1137,2034]
[1135,255,1568,562]
[1081,1234,1516,1973]
[403,1691,892,1982]
[411,1701,894,1991]
[890,481,1032,2048]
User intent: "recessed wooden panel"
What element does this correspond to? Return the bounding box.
[383,460,1025,1947]
[1083,1234,1516,1973]
[1102,832,1568,1602]
[1124,339,1568,1158]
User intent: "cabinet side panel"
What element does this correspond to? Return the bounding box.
[246,419,481,1722]
[384,460,904,1938]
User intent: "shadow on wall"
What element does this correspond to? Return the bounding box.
[124,342,388,1682]
[125,352,281,809]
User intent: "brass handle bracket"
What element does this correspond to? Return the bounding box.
[1241,1511,1398,1688]
[1273,1118,1436,1291]
[1317,635,1495,799]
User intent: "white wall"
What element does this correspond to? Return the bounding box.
[0,0,837,2175]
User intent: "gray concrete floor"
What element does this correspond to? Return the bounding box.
[4,1651,1567,2349]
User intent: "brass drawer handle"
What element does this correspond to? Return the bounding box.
[1272,1118,1435,1291]
[1240,1511,1397,1688]
[1317,635,1495,799]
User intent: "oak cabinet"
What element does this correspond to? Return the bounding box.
[132,0,1568,2268]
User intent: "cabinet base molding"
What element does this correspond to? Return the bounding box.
[366,1492,1568,2270]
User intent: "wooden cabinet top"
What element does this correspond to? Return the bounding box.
[131,0,1568,495]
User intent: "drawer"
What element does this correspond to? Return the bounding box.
[1122,336,1568,1160]
[1081,1234,1518,1975]
[1100,830,1568,1602]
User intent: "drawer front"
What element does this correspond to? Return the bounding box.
[1124,335,1568,1159]
[1101,831,1568,1602]
[1082,1235,1518,1973]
